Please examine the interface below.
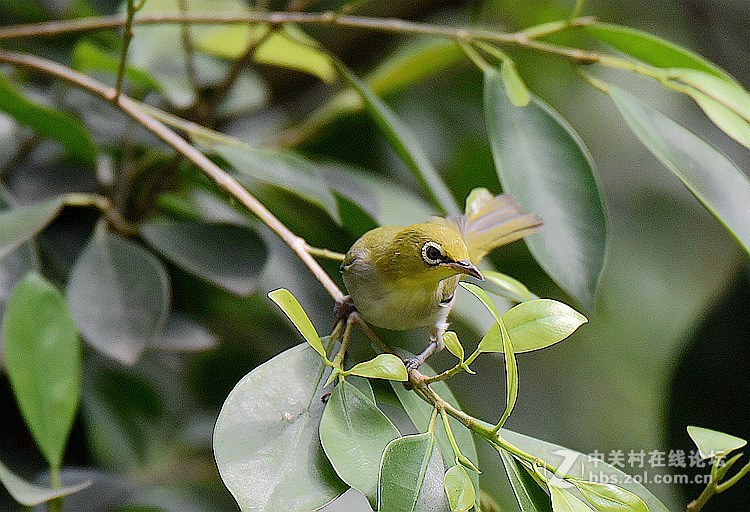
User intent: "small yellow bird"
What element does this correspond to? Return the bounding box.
[341,190,543,368]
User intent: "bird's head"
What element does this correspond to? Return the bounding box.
[375,223,484,283]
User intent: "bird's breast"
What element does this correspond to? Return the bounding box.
[342,260,458,331]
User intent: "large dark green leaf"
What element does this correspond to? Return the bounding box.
[0,75,96,164]
[586,23,735,82]
[484,69,607,311]
[391,361,479,510]
[499,450,551,512]
[141,220,268,296]
[216,143,341,224]
[66,229,171,365]
[334,61,460,216]
[0,459,90,506]
[378,432,449,512]
[609,85,750,254]
[500,428,669,512]
[319,380,400,507]
[2,272,81,471]
[0,196,65,261]
[214,343,346,511]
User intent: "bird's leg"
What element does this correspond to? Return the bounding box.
[404,322,448,372]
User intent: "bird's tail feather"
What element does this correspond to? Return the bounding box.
[430,189,543,263]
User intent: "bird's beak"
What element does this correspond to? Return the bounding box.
[445,259,484,280]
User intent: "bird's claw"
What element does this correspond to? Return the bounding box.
[334,295,356,323]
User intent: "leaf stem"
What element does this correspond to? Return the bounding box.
[176,0,199,96]
[716,461,750,493]
[306,245,345,261]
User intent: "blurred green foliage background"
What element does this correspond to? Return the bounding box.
[0,0,748,510]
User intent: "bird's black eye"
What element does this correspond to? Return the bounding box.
[421,241,444,265]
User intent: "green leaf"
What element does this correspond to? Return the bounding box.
[0,458,90,506]
[499,450,552,512]
[442,331,464,362]
[214,343,346,511]
[687,425,747,459]
[479,299,587,353]
[319,381,400,506]
[667,68,750,148]
[549,485,592,512]
[481,269,532,303]
[0,196,65,261]
[484,69,606,311]
[573,481,648,512]
[390,360,480,510]
[461,282,518,428]
[196,24,337,84]
[66,229,171,365]
[499,428,669,511]
[378,433,439,512]
[501,60,531,107]
[71,40,161,93]
[268,288,327,360]
[334,60,460,216]
[586,23,735,82]
[215,143,341,224]
[443,465,476,512]
[346,354,408,381]
[2,272,81,471]
[141,220,268,296]
[0,75,97,164]
[608,85,750,254]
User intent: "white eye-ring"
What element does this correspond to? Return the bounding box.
[421,241,444,265]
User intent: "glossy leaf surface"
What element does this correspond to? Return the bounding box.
[484,69,606,310]
[319,381,400,506]
[214,343,346,511]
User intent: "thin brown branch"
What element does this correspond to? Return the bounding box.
[176,0,199,95]
[114,0,137,101]
[0,11,526,44]
[0,49,344,302]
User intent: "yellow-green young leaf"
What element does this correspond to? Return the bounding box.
[0,76,96,165]
[687,426,747,459]
[2,273,81,471]
[346,354,407,381]
[0,459,90,506]
[481,299,587,353]
[268,289,327,360]
[464,187,494,219]
[482,269,532,303]
[688,90,750,149]
[670,69,750,121]
[444,465,476,512]
[197,24,337,83]
[668,69,750,149]
[461,283,518,428]
[442,331,464,361]
[549,485,593,512]
[501,61,531,107]
[586,23,735,82]
[574,481,648,512]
